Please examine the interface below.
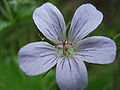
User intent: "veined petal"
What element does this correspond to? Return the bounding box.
[18,42,57,76]
[75,36,116,64]
[56,58,88,90]
[68,4,103,42]
[33,2,66,43]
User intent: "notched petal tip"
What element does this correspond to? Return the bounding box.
[80,3,104,21]
[83,3,104,19]
[82,3,96,8]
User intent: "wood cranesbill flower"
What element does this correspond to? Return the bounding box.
[18,2,116,90]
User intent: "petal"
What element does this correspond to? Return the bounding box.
[75,36,116,64]
[33,2,66,43]
[56,58,88,90]
[18,42,57,76]
[68,4,103,42]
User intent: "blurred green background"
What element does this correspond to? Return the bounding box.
[0,0,120,90]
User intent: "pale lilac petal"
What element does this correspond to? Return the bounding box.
[18,42,57,76]
[33,2,66,43]
[75,36,116,64]
[68,4,103,42]
[56,57,88,90]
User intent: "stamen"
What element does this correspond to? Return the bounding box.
[58,37,64,42]
[63,44,65,53]
[55,37,73,53]
[63,37,70,43]
[55,43,62,48]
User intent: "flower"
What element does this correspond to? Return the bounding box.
[18,2,116,90]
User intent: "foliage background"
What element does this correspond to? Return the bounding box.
[0,0,120,90]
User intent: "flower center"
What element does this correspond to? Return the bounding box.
[55,37,75,57]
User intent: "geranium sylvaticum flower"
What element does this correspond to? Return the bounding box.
[18,2,116,90]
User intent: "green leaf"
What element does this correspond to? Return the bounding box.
[85,64,116,90]
[114,34,120,53]
[0,19,11,31]
[0,0,36,31]
[15,6,35,21]
[3,0,13,20]
[0,58,57,90]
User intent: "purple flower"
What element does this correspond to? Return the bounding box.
[18,2,116,90]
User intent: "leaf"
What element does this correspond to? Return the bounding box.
[85,64,116,90]
[0,19,11,31]
[0,58,57,90]
[114,34,120,53]
[15,6,35,21]
[0,0,36,31]
[3,0,13,19]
